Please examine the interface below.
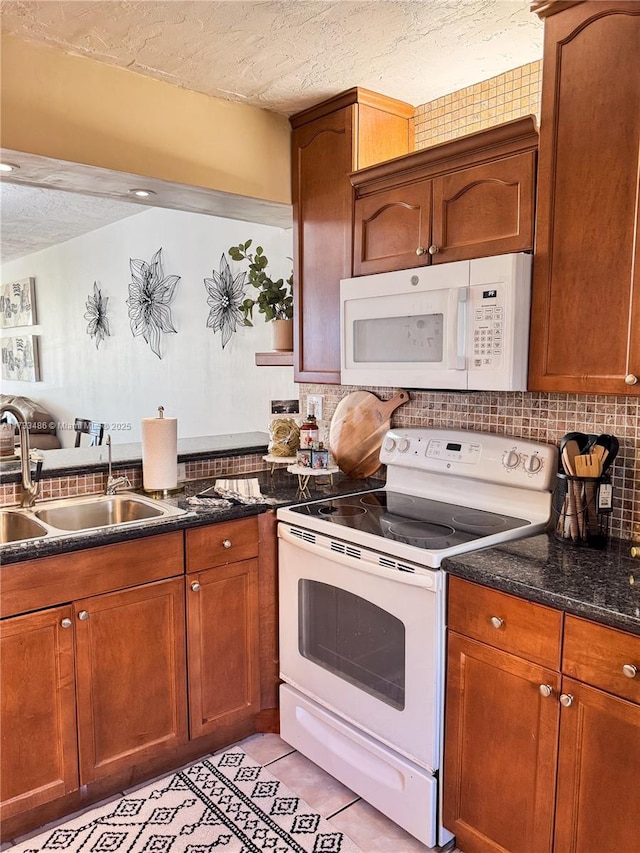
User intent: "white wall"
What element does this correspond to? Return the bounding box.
[1,207,297,446]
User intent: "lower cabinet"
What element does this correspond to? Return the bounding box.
[0,516,277,839]
[444,577,640,853]
[0,606,79,820]
[186,558,260,738]
[74,578,188,784]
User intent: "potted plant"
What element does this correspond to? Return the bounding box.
[229,240,294,351]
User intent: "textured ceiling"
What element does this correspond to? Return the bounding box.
[0,0,544,263]
[0,0,544,116]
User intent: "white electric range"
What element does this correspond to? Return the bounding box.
[276,428,558,849]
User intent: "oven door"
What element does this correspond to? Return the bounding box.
[340,261,470,389]
[278,523,444,771]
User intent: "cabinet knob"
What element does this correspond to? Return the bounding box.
[428,245,440,256]
[625,374,638,386]
[415,246,426,256]
[190,582,201,592]
[559,693,574,707]
[622,663,637,679]
[222,539,232,549]
[490,616,504,629]
[60,618,72,629]
[539,684,553,698]
[77,610,89,621]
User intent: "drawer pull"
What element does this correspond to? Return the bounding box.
[560,693,574,707]
[539,684,553,698]
[416,246,426,256]
[490,616,504,629]
[222,539,232,549]
[61,618,72,629]
[622,663,637,679]
[78,610,89,621]
[190,582,201,592]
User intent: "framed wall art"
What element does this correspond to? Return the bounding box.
[1,335,41,382]
[0,277,37,328]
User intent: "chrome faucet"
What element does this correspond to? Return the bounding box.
[0,403,42,508]
[105,435,131,495]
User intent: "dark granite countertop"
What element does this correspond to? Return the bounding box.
[0,432,271,483]
[0,468,384,565]
[443,535,640,636]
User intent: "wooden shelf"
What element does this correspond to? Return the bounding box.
[255,351,294,367]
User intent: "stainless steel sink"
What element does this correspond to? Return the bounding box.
[0,493,189,545]
[0,509,48,544]
[35,496,166,531]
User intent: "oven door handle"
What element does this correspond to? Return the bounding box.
[278,524,439,591]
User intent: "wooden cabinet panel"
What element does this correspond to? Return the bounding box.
[529,1,640,394]
[351,116,538,279]
[353,181,432,275]
[0,606,79,820]
[0,531,184,619]
[554,677,640,853]
[290,89,412,383]
[563,615,640,704]
[443,632,560,853]
[186,516,259,572]
[187,559,260,738]
[74,577,188,784]
[431,153,535,263]
[448,576,562,669]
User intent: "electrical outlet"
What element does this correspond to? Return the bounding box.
[177,462,186,482]
[307,394,323,420]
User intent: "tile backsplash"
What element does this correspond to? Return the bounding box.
[301,386,640,542]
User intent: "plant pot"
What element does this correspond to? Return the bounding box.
[271,319,293,352]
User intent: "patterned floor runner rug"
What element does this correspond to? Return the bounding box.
[12,747,362,853]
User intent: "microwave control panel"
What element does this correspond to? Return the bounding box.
[470,284,505,369]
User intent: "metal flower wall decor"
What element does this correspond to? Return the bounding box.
[126,247,180,359]
[204,253,247,348]
[84,282,111,349]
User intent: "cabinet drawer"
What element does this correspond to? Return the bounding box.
[448,576,562,669]
[563,615,640,705]
[186,517,259,572]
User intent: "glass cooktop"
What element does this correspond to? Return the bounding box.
[287,489,530,552]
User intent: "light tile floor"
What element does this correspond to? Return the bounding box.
[6,733,462,853]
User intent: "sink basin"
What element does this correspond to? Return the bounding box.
[0,509,48,544]
[35,496,166,531]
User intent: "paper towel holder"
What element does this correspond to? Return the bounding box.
[142,404,183,497]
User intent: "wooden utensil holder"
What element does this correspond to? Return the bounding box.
[553,473,610,548]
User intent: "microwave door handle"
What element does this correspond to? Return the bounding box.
[447,288,467,371]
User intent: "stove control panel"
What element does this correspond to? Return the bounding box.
[381,428,558,492]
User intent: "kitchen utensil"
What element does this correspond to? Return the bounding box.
[329,389,410,478]
[560,442,582,540]
[559,431,590,467]
[593,434,619,472]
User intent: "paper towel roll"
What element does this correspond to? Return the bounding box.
[141,415,178,491]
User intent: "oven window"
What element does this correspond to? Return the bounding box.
[353,314,443,363]
[298,580,405,710]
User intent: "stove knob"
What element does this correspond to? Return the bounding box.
[398,438,410,453]
[524,454,543,475]
[383,437,397,452]
[502,449,520,470]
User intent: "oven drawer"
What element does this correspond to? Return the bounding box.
[447,576,562,669]
[280,684,438,848]
[563,615,640,704]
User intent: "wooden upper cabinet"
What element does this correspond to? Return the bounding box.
[290,88,413,384]
[74,577,188,784]
[0,606,79,820]
[529,1,640,395]
[352,116,538,275]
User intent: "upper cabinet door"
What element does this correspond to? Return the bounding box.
[529,2,640,395]
[353,180,432,275]
[431,152,536,264]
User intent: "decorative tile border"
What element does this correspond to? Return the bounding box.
[0,453,269,508]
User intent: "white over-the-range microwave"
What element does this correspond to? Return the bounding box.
[340,252,531,390]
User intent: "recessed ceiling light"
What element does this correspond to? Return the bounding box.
[0,162,20,172]
[129,188,156,198]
